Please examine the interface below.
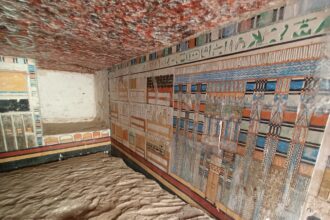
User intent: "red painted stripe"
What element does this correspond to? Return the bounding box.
[111,138,233,220]
[310,113,329,127]
[0,137,110,159]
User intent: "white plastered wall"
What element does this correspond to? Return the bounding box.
[94,70,110,125]
[37,69,96,123]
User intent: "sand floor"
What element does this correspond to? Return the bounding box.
[0,153,213,220]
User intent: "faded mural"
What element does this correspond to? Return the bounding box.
[109,9,330,220]
[0,57,110,153]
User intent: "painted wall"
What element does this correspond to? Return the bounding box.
[0,57,43,151]
[109,9,330,220]
[300,35,330,220]
[38,69,96,123]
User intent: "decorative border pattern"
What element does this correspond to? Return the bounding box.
[43,129,110,146]
[110,11,330,77]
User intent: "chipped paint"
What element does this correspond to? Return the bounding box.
[0,0,281,72]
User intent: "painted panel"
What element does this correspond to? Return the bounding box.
[0,99,29,113]
[0,71,27,92]
[13,115,26,150]
[1,115,16,152]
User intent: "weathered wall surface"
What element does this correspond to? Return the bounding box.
[0,57,111,156]
[109,8,330,220]
[300,34,330,220]
[38,69,96,123]
[94,70,110,126]
[0,0,285,73]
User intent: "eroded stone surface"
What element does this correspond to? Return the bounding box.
[0,153,212,220]
[0,0,277,72]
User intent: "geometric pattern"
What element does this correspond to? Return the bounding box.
[110,21,330,219]
[170,60,329,219]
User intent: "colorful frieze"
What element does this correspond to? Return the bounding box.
[110,11,330,77]
[43,129,110,146]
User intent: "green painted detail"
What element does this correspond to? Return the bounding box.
[236,37,246,49]
[280,24,289,40]
[269,27,278,43]
[293,17,316,38]
[293,29,311,38]
[315,16,330,34]
[248,30,263,48]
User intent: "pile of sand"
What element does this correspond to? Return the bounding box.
[0,153,212,219]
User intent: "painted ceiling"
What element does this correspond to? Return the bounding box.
[0,0,281,73]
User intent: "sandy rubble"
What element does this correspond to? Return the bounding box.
[0,153,213,220]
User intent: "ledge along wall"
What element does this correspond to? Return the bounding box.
[109,10,330,220]
[0,57,110,171]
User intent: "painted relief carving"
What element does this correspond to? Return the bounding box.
[170,41,330,218]
[111,11,330,77]
[110,38,330,219]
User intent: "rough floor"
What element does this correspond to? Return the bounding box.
[0,153,212,220]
